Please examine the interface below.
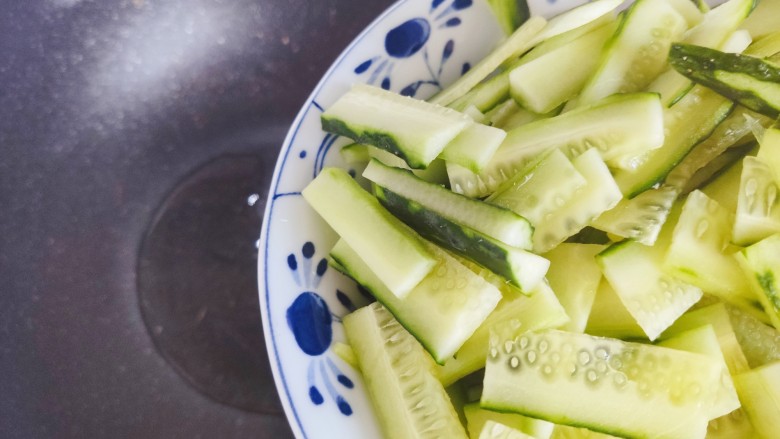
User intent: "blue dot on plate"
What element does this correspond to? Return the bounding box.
[385,18,431,59]
[286,292,333,356]
[299,150,307,158]
[309,386,324,405]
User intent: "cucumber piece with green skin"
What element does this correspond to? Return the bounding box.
[613,85,734,198]
[486,0,530,36]
[656,324,741,420]
[509,21,615,114]
[340,143,449,185]
[665,191,761,312]
[321,84,472,169]
[576,0,688,107]
[437,279,568,386]
[733,361,780,439]
[488,149,587,227]
[465,403,555,439]
[372,186,549,292]
[647,0,755,106]
[662,303,750,375]
[664,106,766,192]
[303,167,436,298]
[439,122,507,173]
[527,0,624,47]
[331,239,502,364]
[532,149,622,253]
[429,17,547,107]
[479,421,537,439]
[343,303,468,439]
[585,278,647,340]
[481,329,723,439]
[732,157,780,245]
[454,93,664,198]
[740,234,780,332]
[590,185,678,246]
[543,243,604,333]
[726,303,780,368]
[363,159,533,249]
[669,43,780,119]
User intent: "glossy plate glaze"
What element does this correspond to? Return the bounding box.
[258,0,587,437]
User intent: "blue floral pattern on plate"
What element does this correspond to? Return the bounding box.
[258,0,587,437]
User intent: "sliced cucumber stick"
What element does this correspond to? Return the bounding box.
[343,303,468,439]
[543,243,604,333]
[363,159,532,248]
[331,239,501,364]
[465,403,555,439]
[733,361,780,439]
[482,330,722,438]
[322,84,471,169]
[303,167,435,298]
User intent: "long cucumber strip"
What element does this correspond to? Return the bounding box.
[706,408,757,439]
[482,330,722,439]
[486,0,530,36]
[343,303,468,439]
[331,239,501,364]
[322,84,471,169]
[429,17,547,107]
[543,243,604,333]
[488,149,587,226]
[656,325,741,420]
[303,167,436,298]
[665,191,760,312]
[665,106,767,191]
[590,185,678,245]
[551,425,621,438]
[528,0,623,46]
[741,0,780,39]
[576,0,687,106]
[465,403,555,439]
[613,85,734,198]
[740,234,780,332]
[437,279,568,386]
[669,43,780,118]
[363,159,532,248]
[733,361,780,439]
[509,22,615,114]
[453,93,664,197]
[369,183,549,291]
[532,149,622,253]
[647,0,755,106]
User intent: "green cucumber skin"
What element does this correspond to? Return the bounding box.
[374,185,530,289]
[321,116,422,169]
[669,43,780,118]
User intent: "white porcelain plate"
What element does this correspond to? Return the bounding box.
[257,1,588,437]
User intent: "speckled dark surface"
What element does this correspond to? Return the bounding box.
[0,0,393,437]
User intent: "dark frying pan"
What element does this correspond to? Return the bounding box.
[0,1,392,437]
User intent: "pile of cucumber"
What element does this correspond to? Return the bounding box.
[302,0,780,437]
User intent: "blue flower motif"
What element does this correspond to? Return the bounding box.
[353,0,473,97]
[285,242,357,416]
